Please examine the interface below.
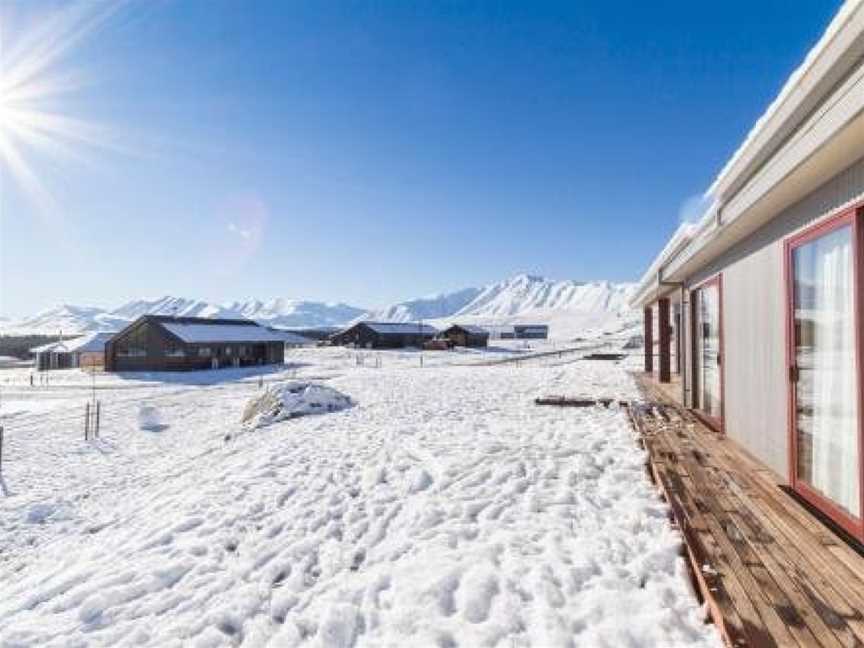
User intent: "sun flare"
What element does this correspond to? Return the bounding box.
[0,2,121,212]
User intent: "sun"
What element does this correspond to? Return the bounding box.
[0,2,123,212]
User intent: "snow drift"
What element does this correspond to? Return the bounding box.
[241,381,353,429]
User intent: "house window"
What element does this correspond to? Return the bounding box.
[197,347,212,358]
[117,346,146,357]
[787,209,861,535]
[165,344,186,358]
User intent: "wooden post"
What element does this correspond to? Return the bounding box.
[659,298,671,383]
[643,306,654,373]
[96,401,101,437]
[0,425,4,476]
[85,402,90,440]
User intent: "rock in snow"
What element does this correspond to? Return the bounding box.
[241,381,353,429]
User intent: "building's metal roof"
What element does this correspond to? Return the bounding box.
[160,321,285,343]
[63,331,116,353]
[29,340,69,353]
[514,324,548,331]
[361,322,438,335]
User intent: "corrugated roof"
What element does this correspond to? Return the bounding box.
[64,331,116,353]
[362,322,438,335]
[160,321,284,343]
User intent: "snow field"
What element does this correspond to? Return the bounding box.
[0,352,719,647]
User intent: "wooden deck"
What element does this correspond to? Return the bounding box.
[631,373,864,648]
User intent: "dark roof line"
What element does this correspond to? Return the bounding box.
[141,314,259,327]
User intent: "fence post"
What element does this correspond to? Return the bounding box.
[96,401,101,438]
[0,425,4,476]
[85,402,90,441]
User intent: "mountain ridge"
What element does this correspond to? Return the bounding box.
[2,275,637,338]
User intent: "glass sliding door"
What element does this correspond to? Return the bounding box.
[693,277,723,428]
[789,213,862,532]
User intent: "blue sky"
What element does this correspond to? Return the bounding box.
[0,0,842,317]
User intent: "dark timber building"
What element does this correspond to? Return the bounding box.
[105,315,285,372]
[441,324,490,348]
[329,321,438,349]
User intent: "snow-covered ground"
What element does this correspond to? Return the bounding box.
[0,344,719,647]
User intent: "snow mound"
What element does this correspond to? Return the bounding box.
[137,405,164,431]
[241,381,353,429]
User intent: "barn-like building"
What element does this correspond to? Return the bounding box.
[329,321,438,349]
[441,324,489,348]
[105,315,285,371]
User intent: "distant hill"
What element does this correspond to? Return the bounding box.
[364,274,638,339]
[2,275,637,339]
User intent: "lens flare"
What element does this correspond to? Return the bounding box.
[0,2,123,213]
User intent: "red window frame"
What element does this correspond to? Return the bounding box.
[784,202,864,541]
[690,273,725,435]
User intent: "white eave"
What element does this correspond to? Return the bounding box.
[632,0,864,308]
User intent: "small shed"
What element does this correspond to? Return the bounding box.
[30,340,71,371]
[514,324,549,339]
[330,321,438,349]
[442,324,489,348]
[30,332,115,371]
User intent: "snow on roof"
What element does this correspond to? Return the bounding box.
[63,331,116,353]
[160,321,284,344]
[362,322,438,335]
[449,324,489,335]
[29,340,68,353]
[708,0,863,196]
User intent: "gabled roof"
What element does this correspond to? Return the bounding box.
[63,331,116,353]
[363,321,438,335]
[333,321,439,336]
[159,321,284,344]
[445,324,490,336]
[30,340,68,353]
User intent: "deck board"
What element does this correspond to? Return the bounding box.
[632,373,864,648]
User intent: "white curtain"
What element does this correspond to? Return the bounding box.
[806,227,859,516]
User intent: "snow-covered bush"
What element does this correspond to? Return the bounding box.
[241,381,353,429]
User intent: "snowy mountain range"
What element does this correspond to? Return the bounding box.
[2,275,637,339]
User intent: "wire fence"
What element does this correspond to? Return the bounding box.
[0,344,645,486]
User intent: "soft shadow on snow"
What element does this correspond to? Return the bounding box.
[112,363,310,386]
